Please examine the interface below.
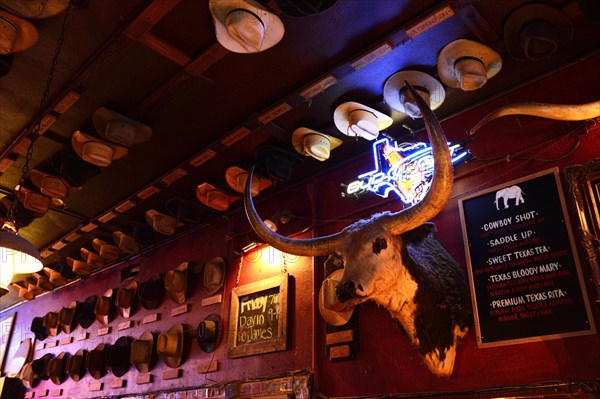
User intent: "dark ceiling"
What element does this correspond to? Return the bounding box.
[1,0,599,310]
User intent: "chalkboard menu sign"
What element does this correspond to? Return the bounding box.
[228,274,288,358]
[458,168,596,347]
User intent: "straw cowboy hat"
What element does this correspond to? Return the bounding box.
[131,331,155,373]
[437,38,502,92]
[0,10,38,54]
[93,107,152,147]
[71,130,128,167]
[86,343,109,380]
[383,70,445,118]
[58,301,77,334]
[157,323,185,368]
[116,280,138,318]
[65,349,87,382]
[0,0,70,19]
[145,209,184,236]
[138,274,165,310]
[292,128,342,162]
[196,182,240,212]
[334,102,393,141]
[107,336,132,377]
[94,288,114,325]
[318,269,355,326]
[46,351,67,385]
[196,314,221,353]
[203,257,226,294]
[225,166,272,197]
[209,0,284,53]
[74,295,97,329]
[504,3,573,61]
[164,262,190,304]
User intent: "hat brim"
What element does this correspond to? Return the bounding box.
[383,71,445,114]
[437,39,502,89]
[0,10,39,54]
[333,101,393,137]
[209,0,284,53]
[318,269,354,326]
[0,0,69,19]
[292,128,343,159]
[93,107,152,146]
[71,130,128,167]
[197,314,221,353]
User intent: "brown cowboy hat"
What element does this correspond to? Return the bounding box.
[92,237,120,261]
[42,310,60,336]
[203,257,226,295]
[93,107,152,147]
[196,182,240,212]
[94,288,114,325]
[115,280,138,318]
[0,10,38,54]
[65,348,87,382]
[29,168,73,202]
[164,262,190,304]
[46,351,67,385]
[138,274,164,310]
[225,166,272,197]
[20,362,40,388]
[58,301,77,334]
[0,0,70,19]
[157,323,185,368]
[131,331,155,373]
[145,209,183,236]
[86,343,109,380]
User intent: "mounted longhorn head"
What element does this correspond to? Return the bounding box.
[244,83,472,377]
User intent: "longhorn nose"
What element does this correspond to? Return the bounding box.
[336,280,355,303]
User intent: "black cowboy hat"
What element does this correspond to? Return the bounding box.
[255,144,302,182]
[196,314,221,353]
[75,295,97,329]
[86,343,110,380]
[46,352,68,385]
[138,274,164,310]
[30,316,48,341]
[31,353,53,381]
[107,336,132,377]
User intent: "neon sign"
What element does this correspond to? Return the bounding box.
[343,138,469,205]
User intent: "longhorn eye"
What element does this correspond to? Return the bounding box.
[372,237,387,254]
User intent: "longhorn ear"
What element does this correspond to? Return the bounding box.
[402,222,436,243]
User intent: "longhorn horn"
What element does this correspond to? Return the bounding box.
[469,100,600,135]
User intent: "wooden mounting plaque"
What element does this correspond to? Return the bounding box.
[197,361,219,374]
[202,294,222,306]
[59,337,72,346]
[162,369,181,380]
[50,389,62,397]
[143,313,159,324]
[89,382,103,391]
[37,390,48,397]
[25,392,34,398]
[75,332,88,342]
[118,320,133,331]
[110,379,126,389]
[170,304,189,316]
[97,327,111,336]
[136,374,153,385]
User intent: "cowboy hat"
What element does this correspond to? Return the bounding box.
[58,301,77,334]
[196,182,240,212]
[157,323,185,368]
[274,0,337,17]
[86,343,109,380]
[164,262,190,304]
[115,280,138,318]
[165,196,212,225]
[6,338,32,377]
[94,288,114,325]
[66,256,94,277]
[203,257,226,294]
[75,295,97,329]
[30,316,48,341]
[113,230,142,254]
[92,237,120,261]
[0,10,38,54]
[383,70,445,118]
[131,331,155,373]
[124,221,155,245]
[51,150,102,188]
[504,3,573,61]
[42,310,60,336]
[196,314,221,353]
[14,183,62,214]
[138,274,164,310]
[334,102,393,141]
[46,351,67,385]
[255,144,302,182]
[437,38,502,91]
[80,247,110,269]
[292,128,342,162]
[225,166,272,196]
[209,0,284,53]
[318,269,355,326]
[93,107,152,147]
[0,195,39,228]
[29,168,72,202]
[31,353,53,381]
[0,0,69,19]
[65,348,87,382]
[145,209,184,236]
[20,362,40,388]
[71,130,128,167]
[107,336,132,377]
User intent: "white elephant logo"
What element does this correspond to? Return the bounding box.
[494,185,525,210]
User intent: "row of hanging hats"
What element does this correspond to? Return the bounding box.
[20,317,221,388]
[30,259,226,340]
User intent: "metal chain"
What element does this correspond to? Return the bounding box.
[8,4,73,223]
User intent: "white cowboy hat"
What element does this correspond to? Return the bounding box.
[383,70,445,118]
[292,128,342,161]
[437,39,502,92]
[318,269,354,326]
[209,0,284,54]
[0,10,38,55]
[0,0,69,19]
[71,130,128,167]
[93,107,152,147]
[333,102,392,141]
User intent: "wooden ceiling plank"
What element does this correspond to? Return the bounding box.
[138,32,191,66]
[123,0,183,40]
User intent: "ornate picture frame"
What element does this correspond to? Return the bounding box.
[565,158,600,303]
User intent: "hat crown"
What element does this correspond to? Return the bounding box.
[454,58,488,91]
[165,269,186,292]
[131,340,152,363]
[226,9,265,52]
[304,134,330,161]
[0,16,17,53]
[157,332,180,356]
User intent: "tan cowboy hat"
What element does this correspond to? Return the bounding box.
[29,169,72,201]
[164,262,189,304]
[80,247,109,269]
[225,166,272,197]
[383,70,445,118]
[318,269,354,326]
[333,102,392,141]
[94,288,114,326]
[145,209,184,236]
[115,280,138,318]
[504,3,573,61]
[292,128,342,162]
[71,130,128,167]
[14,184,62,214]
[0,0,69,19]
[203,257,226,294]
[20,362,39,388]
[66,256,94,277]
[209,0,284,53]
[131,331,154,373]
[437,39,502,92]
[93,107,152,147]
[58,301,77,334]
[196,182,240,212]
[157,323,185,368]
[92,237,120,261]
[0,10,38,54]
[113,230,142,254]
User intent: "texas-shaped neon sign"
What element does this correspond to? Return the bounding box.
[344,138,469,205]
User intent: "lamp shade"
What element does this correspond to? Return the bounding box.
[0,230,43,274]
